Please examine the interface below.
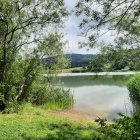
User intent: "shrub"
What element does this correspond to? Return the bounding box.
[3,102,18,114]
[127,74,140,112]
[94,112,140,140]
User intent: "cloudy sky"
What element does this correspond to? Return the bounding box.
[63,0,114,54]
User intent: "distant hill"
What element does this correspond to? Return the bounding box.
[42,54,95,68]
[65,54,94,67]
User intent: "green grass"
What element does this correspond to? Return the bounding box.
[0,103,99,140]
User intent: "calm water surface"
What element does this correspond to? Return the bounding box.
[60,75,133,120]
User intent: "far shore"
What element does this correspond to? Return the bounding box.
[44,71,140,77]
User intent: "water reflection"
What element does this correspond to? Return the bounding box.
[127,84,140,113]
[129,95,140,113]
[60,75,130,87]
[60,75,132,120]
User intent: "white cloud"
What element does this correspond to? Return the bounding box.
[63,0,114,54]
[64,34,99,54]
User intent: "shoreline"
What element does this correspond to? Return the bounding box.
[44,71,140,77]
[49,109,96,121]
[48,109,113,124]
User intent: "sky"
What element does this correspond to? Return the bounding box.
[63,0,114,54]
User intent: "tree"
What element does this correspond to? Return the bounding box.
[100,44,128,70]
[88,54,105,72]
[100,43,140,71]
[75,0,140,45]
[0,0,68,105]
[75,0,140,70]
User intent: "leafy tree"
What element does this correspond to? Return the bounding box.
[0,0,68,106]
[100,44,128,70]
[75,0,140,45]
[88,54,105,72]
[75,0,140,70]
[100,44,140,71]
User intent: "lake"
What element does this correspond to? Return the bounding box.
[59,74,133,120]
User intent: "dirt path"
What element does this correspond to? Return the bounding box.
[48,110,113,124]
[49,110,96,121]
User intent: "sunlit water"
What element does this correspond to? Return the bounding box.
[60,75,133,120]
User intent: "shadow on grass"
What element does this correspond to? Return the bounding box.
[21,122,96,140]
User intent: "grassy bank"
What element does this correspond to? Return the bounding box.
[0,103,99,140]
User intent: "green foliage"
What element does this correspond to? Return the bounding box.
[127,74,140,101]
[127,74,140,112]
[44,88,73,109]
[102,45,128,71]
[0,93,4,102]
[94,113,140,140]
[100,44,140,71]
[75,0,140,46]
[75,0,140,71]
[32,86,74,109]
[0,0,69,107]
[2,101,22,114]
[88,55,105,72]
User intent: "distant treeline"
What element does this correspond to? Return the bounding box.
[43,47,140,72]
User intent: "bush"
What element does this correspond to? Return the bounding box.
[2,101,23,114]
[127,74,140,112]
[94,112,140,140]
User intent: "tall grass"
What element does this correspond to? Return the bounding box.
[30,75,74,110]
[127,74,140,112]
[2,86,74,113]
[41,88,74,109]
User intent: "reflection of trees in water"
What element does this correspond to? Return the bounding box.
[60,75,131,87]
[129,88,140,113]
[132,101,140,113]
[127,74,140,113]
[129,94,140,113]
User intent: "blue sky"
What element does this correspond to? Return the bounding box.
[63,0,114,54]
